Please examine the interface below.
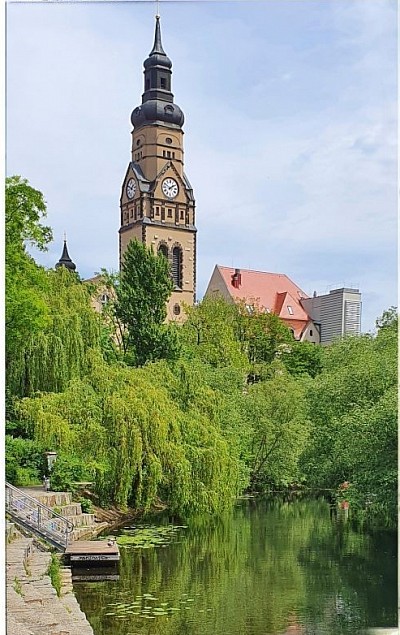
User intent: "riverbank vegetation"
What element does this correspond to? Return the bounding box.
[6,176,397,528]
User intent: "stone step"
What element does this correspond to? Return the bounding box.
[69,513,96,527]
[57,503,82,516]
[28,492,73,507]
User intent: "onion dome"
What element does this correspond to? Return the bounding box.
[131,101,184,128]
[55,239,77,272]
[131,16,184,130]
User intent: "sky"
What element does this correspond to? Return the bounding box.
[6,0,398,333]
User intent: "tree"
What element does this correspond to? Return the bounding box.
[301,311,397,528]
[115,239,178,366]
[181,296,248,371]
[236,301,293,382]
[280,340,322,378]
[7,266,101,397]
[243,369,310,490]
[6,176,53,384]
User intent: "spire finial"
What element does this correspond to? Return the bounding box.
[63,230,67,242]
[156,0,160,19]
[150,9,165,56]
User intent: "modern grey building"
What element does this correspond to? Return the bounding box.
[301,288,362,345]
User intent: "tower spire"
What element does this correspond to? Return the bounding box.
[149,14,166,57]
[55,237,77,272]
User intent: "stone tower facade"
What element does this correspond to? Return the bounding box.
[119,16,196,321]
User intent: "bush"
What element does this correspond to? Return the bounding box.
[49,455,92,493]
[5,436,46,485]
[78,497,94,514]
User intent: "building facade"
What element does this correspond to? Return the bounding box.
[205,265,320,343]
[205,265,362,345]
[301,287,362,345]
[119,16,197,321]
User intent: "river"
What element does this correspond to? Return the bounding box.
[73,497,397,635]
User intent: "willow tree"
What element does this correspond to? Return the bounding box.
[18,353,240,515]
[8,266,101,397]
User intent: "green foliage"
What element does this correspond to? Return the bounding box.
[280,340,322,377]
[47,554,62,597]
[7,267,101,397]
[78,497,94,514]
[300,312,397,528]
[5,436,46,485]
[243,370,310,490]
[115,239,178,366]
[18,353,239,515]
[236,301,293,379]
[48,455,94,493]
[6,176,52,378]
[182,297,248,370]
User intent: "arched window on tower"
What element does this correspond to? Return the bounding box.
[172,246,183,288]
[158,243,168,260]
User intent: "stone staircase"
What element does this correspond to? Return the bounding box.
[6,526,94,635]
[8,487,108,546]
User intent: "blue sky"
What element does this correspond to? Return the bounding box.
[6,0,397,332]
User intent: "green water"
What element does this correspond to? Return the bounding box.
[74,498,397,635]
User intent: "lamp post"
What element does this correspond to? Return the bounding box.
[44,451,57,473]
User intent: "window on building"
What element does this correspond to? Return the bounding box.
[245,304,254,315]
[158,243,168,260]
[145,79,150,90]
[163,150,166,158]
[161,209,165,221]
[166,137,172,144]
[287,306,294,315]
[180,210,184,220]
[310,329,313,336]
[172,152,175,159]
[173,303,181,316]
[160,77,166,89]
[168,209,172,218]
[172,246,183,288]
[130,209,134,218]
[100,294,110,306]
[167,151,171,158]
[155,206,160,215]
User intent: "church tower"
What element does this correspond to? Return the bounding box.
[119,15,197,320]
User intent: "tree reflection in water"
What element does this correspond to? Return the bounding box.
[74,498,397,635]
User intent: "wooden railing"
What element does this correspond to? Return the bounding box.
[5,482,74,551]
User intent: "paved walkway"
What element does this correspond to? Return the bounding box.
[6,531,94,635]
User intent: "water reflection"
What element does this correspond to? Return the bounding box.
[74,498,397,635]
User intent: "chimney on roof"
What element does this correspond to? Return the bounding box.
[231,268,242,289]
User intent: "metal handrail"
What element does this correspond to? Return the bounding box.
[5,482,75,548]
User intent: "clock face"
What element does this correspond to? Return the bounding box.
[126,178,136,199]
[162,178,179,199]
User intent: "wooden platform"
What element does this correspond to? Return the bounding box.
[65,540,120,562]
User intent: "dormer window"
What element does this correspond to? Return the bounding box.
[287,306,294,315]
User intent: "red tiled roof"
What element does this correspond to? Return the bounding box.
[216,265,311,337]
